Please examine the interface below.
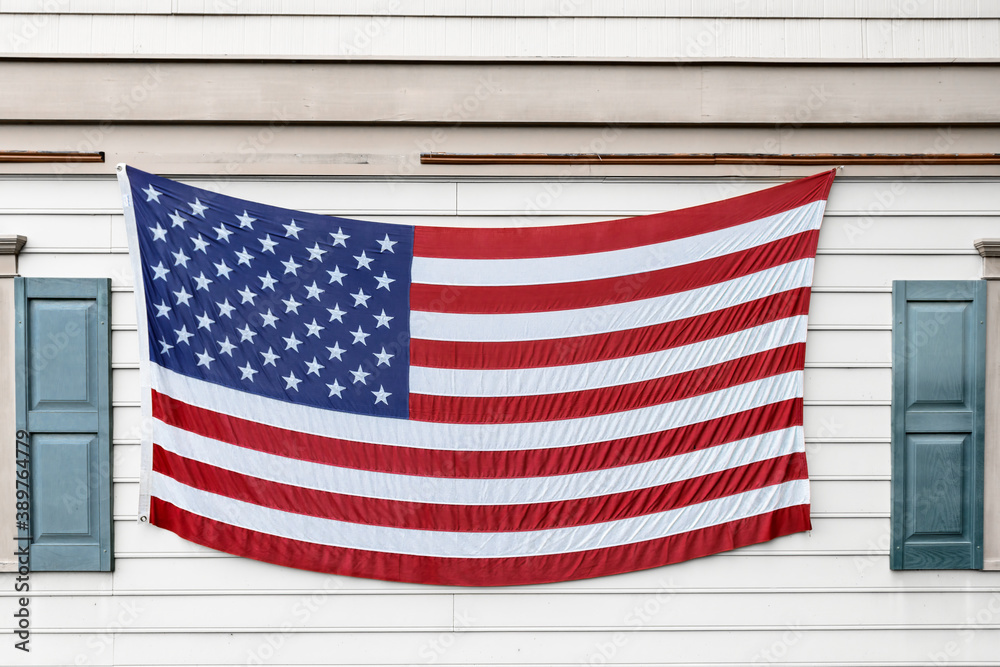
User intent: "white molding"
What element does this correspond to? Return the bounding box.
[980,240,1000,569]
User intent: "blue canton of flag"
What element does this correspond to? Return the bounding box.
[127,167,413,418]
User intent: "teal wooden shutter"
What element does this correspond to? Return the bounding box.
[891,280,985,570]
[14,278,112,571]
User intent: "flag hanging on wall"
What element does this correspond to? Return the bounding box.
[119,165,835,586]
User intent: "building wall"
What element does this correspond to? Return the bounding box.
[2,2,1000,665]
[1,172,1000,665]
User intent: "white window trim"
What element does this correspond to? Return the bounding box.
[0,235,26,572]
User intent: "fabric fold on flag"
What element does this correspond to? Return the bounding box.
[119,165,835,586]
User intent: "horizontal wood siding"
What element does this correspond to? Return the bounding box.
[3,0,999,17]
[1,175,1000,665]
[1,12,999,59]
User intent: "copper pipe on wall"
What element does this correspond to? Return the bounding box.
[421,153,1000,165]
[0,151,105,163]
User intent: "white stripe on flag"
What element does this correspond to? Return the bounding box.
[410,259,814,342]
[151,474,810,558]
[155,423,803,505]
[411,201,824,286]
[410,316,806,396]
[152,365,804,450]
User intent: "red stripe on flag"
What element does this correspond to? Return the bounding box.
[411,288,811,370]
[150,498,812,586]
[153,445,807,532]
[153,390,801,479]
[410,231,819,314]
[412,170,834,259]
[410,344,805,424]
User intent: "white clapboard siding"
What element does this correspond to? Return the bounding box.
[3,628,1000,667]
[2,177,998,216]
[4,174,1000,667]
[86,630,1000,665]
[1,10,1000,59]
[1,0,997,18]
[17,589,1000,631]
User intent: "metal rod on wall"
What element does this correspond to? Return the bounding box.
[421,153,1000,166]
[0,151,105,163]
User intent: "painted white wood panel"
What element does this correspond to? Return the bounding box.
[16,252,135,286]
[9,589,1000,634]
[803,367,889,402]
[805,330,890,365]
[807,442,889,477]
[4,0,999,18]
[114,443,138,478]
[99,629,1000,665]
[112,405,143,442]
[1,592,455,631]
[807,292,890,326]
[2,177,997,217]
[821,216,1000,252]
[0,634,114,667]
[3,12,1000,58]
[813,255,982,287]
[111,290,138,327]
[0,177,460,214]
[0,570,112,594]
[455,179,1000,216]
[111,367,140,404]
[110,329,139,365]
[452,590,1000,629]
[0,214,113,251]
[804,405,888,439]
[3,626,994,667]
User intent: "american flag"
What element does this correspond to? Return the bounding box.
[120,165,834,586]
